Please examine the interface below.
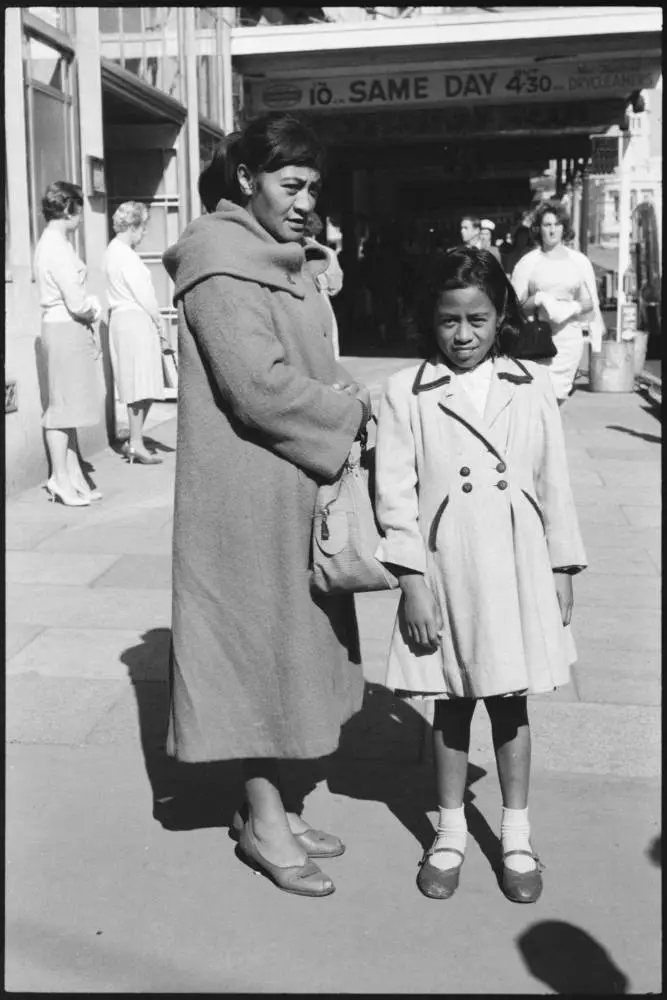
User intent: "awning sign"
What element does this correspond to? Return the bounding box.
[249,60,661,114]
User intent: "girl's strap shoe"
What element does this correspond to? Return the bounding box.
[417,847,465,899]
[501,849,544,903]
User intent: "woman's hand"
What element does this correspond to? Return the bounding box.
[332,382,372,424]
[400,574,443,650]
[553,571,573,626]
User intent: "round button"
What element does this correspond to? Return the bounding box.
[462,482,473,494]
[459,466,471,477]
[496,462,507,473]
[497,480,508,490]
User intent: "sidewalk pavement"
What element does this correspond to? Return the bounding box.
[5,360,661,993]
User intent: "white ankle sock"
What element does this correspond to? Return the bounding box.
[501,807,536,873]
[429,805,467,871]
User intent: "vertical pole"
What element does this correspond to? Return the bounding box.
[183,6,201,221]
[219,7,235,132]
[616,128,631,342]
[580,164,590,255]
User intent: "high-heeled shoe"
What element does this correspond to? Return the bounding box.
[237,822,335,897]
[72,481,103,501]
[45,478,90,507]
[230,810,345,859]
[122,442,162,465]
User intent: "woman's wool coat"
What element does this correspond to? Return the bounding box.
[374,356,587,698]
[162,201,365,762]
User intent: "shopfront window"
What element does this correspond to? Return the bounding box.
[98,7,182,103]
[27,7,74,33]
[23,26,79,250]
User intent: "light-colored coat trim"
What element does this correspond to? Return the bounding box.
[374,356,587,697]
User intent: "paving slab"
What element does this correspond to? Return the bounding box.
[6,627,168,683]
[4,742,661,994]
[577,524,659,550]
[6,624,46,660]
[6,584,171,630]
[34,524,173,555]
[6,552,121,587]
[571,605,660,651]
[578,544,658,576]
[5,520,68,550]
[92,554,172,591]
[620,504,662,528]
[573,571,660,609]
[572,643,660,676]
[5,677,128,745]
[574,503,634,526]
[572,664,660,707]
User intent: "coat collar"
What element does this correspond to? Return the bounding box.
[412,355,533,460]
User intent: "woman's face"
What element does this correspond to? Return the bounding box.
[540,212,564,250]
[129,221,147,248]
[64,205,83,232]
[434,285,498,370]
[240,164,321,242]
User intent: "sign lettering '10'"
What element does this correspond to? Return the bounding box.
[255,62,660,113]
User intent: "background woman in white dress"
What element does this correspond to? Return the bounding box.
[34,181,104,506]
[511,201,605,405]
[103,202,168,464]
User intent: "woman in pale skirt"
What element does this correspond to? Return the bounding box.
[34,181,104,507]
[102,201,167,465]
[511,201,605,404]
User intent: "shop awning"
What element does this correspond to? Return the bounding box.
[587,244,619,274]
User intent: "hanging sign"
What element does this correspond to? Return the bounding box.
[249,59,661,115]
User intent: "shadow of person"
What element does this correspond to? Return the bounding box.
[517,920,630,994]
[324,681,500,869]
[647,833,661,867]
[142,434,175,455]
[119,628,244,832]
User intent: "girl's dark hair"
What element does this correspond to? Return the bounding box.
[41,181,84,221]
[198,113,326,212]
[415,246,526,360]
[531,199,574,245]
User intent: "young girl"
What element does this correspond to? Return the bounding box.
[374,247,587,903]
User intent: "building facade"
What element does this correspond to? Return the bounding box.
[4,6,663,493]
[4,6,237,495]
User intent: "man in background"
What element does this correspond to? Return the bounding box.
[460,215,482,248]
[479,219,502,262]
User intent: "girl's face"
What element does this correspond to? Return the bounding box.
[240,164,321,243]
[434,285,498,370]
[540,212,564,250]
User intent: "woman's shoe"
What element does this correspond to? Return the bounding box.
[123,443,163,465]
[417,847,465,899]
[230,811,345,859]
[501,850,544,903]
[73,482,103,501]
[45,478,90,507]
[237,822,335,897]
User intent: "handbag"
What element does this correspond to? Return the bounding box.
[162,350,178,390]
[310,427,398,595]
[512,317,557,360]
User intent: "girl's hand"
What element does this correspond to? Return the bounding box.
[400,574,443,650]
[553,571,573,626]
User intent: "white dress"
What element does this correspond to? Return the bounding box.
[511,247,605,400]
[102,237,165,404]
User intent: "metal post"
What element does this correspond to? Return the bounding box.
[183,6,201,221]
[579,165,590,255]
[616,129,632,342]
[219,7,234,132]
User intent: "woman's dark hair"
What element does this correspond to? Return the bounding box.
[198,113,326,212]
[415,246,526,360]
[531,200,574,245]
[41,181,84,222]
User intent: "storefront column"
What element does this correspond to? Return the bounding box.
[75,7,114,446]
[219,7,235,132]
[616,127,632,340]
[182,6,201,220]
[4,8,32,275]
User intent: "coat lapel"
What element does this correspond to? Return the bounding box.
[414,355,534,461]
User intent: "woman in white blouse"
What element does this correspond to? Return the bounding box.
[103,202,167,464]
[34,181,104,506]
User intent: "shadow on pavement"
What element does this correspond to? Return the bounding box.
[606,424,661,444]
[517,920,630,995]
[120,630,498,873]
[647,834,661,867]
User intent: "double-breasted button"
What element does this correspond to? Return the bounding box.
[459,466,471,477]
[462,482,473,494]
[497,479,508,490]
[496,461,507,473]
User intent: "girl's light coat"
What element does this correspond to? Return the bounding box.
[374,356,587,698]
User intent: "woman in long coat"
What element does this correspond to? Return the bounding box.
[162,114,370,897]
